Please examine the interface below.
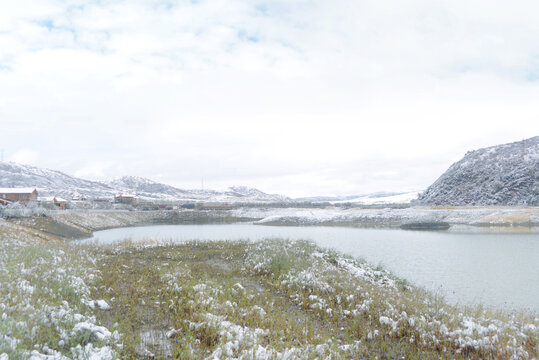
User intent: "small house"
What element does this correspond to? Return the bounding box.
[37,196,67,209]
[53,197,68,210]
[114,194,137,205]
[0,188,38,203]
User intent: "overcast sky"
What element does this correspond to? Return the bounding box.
[1,0,538,197]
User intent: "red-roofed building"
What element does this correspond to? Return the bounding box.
[114,194,137,205]
[0,188,38,203]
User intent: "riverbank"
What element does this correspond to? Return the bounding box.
[1,233,537,359]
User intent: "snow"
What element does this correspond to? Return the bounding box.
[330,191,419,205]
[204,313,270,359]
[232,206,539,227]
[71,344,114,360]
[0,187,36,194]
[72,322,112,341]
[95,300,111,310]
[379,316,398,331]
[193,284,207,292]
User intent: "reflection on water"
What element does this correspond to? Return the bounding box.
[87,223,539,312]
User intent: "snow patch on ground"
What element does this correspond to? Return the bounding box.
[231,206,539,227]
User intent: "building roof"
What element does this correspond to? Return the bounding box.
[0,187,37,194]
[115,194,136,198]
[54,197,68,202]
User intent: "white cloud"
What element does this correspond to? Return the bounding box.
[0,0,538,196]
[8,149,39,165]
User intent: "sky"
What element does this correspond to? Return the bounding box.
[1,0,538,197]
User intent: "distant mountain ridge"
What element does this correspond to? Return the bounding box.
[0,162,290,203]
[0,161,115,199]
[296,191,419,204]
[418,137,538,206]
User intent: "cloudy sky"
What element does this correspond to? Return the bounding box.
[1,0,538,197]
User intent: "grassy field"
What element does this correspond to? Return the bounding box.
[0,229,537,359]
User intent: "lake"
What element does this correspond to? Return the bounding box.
[87,223,539,312]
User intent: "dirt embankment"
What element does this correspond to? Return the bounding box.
[0,210,257,242]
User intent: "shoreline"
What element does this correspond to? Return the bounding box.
[1,206,538,244]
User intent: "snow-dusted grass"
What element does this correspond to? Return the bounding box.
[246,240,538,359]
[92,240,537,359]
[1,228,537,359]
[0,237,119,359]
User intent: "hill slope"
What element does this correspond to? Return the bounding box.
[418,137,538,206]
[0,162,290,203]
[0,162,115,199]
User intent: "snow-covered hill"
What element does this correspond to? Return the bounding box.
[330,191,419,205]
[222,186,290,203]
[105,176,191,199]
[0,162,115,199]
[296,191,419,205]
[0,162,290,203]
[418,137,538,206]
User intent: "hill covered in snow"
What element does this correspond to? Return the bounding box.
[0,162,115,199]
[418,137,538,206]
[105,176,290,203]
[105,176,191,199]
[296,191,419,205]
[0,162,290,203]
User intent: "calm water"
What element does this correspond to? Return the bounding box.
[87,224,539,312]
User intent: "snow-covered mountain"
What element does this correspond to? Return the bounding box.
[0,162,291,203]
[330,191,419,205]
[105,176,290,203]
[219,186,290,203]
[296,191,419,204]
[0,162,115,199]
[418,137,538,206]
[105,176,191,199]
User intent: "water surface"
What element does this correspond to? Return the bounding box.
[88,224,539,312]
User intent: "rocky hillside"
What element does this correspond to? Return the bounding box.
[418,137,538,206]
[0,162,290,203]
